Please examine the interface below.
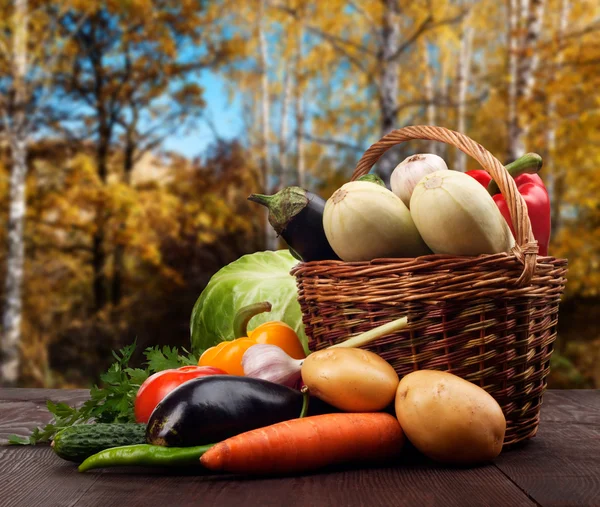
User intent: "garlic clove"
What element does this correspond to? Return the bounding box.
[242,344,303,387]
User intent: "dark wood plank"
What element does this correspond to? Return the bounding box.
[0,388,89,444]
[537,390,600,425]
[0,388,89,403]
[73,461,535,507]
[1,388,598,507]
[0,446,101,507]
[494,390,600,507]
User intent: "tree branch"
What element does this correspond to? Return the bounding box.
[302,132,366,152]
[30,242,93,255]
[393,91,489,116]
[0,93,12,133]
[0,36,10,59]
[33,10,91,118]
[347,0,382,44]
[203,112,225,145]
[551,57,600,70]
[388,10,468,62]
[269,1,372,74]
[538,20,600,51]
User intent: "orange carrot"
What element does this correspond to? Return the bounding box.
[200,412,404,475]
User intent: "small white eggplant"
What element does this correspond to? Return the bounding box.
[410,170,515,256]
[323,181,430,261]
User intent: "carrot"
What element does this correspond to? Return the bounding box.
[200,412,404,475]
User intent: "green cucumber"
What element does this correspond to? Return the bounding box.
[52,423,147,463]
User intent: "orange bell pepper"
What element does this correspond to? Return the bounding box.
[198,338,257,376]
[198,302,306,375]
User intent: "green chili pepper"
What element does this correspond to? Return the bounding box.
[79,392,310,472]
[78,444,213,472]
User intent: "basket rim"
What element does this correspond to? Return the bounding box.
[291,251,568,272]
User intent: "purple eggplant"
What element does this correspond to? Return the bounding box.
[248,186,339,262]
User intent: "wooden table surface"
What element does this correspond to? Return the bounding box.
[0,389,598,507]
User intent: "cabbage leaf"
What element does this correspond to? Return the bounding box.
[190,250,307,354]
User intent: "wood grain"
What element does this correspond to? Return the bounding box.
[0,446,101,507]
[80,466,536,507]
[0,388,597,507]
[536,390,600,425]
[494,390,600,507]
[0,388,89,444]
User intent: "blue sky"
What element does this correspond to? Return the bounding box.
[162,71,244,158]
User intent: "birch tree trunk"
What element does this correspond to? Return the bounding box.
[438,58,449,160]
[547,0,569,239]
[377,0,402,176]
[507,0,521,161]
[424,46,437,154]
[379,0,401,139]
[1,0,29,385]
[455,22,474,172]
[517,0,546,151]
[507,0,546,161]
[294,26,306,188]
[519,0,530,37]
[520,0,545,101]
[278,66,292,187]
[257,0,277,249]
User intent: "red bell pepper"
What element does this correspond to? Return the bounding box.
[466,153,551,256]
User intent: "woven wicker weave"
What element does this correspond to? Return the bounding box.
[291,126,568,446]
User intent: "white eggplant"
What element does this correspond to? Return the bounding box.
[323,181,431,261]
[410,171,515,255]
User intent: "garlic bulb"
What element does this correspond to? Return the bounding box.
[242,344,303,387]
[390,153,448,208]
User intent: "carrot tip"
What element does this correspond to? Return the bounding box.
[200,443,225,471]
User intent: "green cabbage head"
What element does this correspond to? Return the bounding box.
[190,250,308,354]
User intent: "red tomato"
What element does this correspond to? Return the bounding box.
[134,365,226,423]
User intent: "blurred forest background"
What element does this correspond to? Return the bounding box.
[0,0,598,388]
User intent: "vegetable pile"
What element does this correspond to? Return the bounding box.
[11,148,552,476]
[251,151,549,263]
[14,300,507,475]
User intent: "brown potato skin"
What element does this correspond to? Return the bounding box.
[395,370,506,465]
[301,348,399,412]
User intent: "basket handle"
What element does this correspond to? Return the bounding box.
[351,125,538,286]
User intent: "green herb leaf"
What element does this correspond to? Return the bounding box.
[144,345,199,372]
[11,339,198,445]
[145,345,182,372]
[7,435,30,445]
[126,368,149,386]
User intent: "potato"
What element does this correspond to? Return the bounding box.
[395,370,506,465]
[301,348,399,412]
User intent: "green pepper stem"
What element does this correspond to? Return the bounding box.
[328,316,409,349]
[233,301,272,338]
[487,153,543,196]
[78,443,214,472]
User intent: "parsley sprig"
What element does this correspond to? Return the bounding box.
[8,341,198,445]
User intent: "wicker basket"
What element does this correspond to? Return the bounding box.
[292,126,568,446]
